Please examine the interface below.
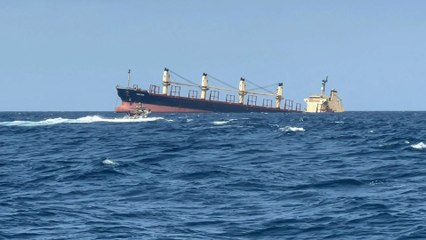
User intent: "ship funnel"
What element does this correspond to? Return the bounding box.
[200,73,209,100]
[275,83,283,108]
[239,77,246,104]
[162,68,170,95]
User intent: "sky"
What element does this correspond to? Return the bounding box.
[1,0,425,111]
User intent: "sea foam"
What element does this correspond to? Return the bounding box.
[411,142,426,150]
[213,121,229,125]
[0,115,164,127]
[279,126,305,132]
[102,159,117,165]
[212,119,237,125]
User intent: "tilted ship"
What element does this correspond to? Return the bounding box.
[115,68,302,113]
[304,77,344,113]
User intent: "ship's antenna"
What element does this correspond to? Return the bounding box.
[321,76,328,97]
[128,69,131,87]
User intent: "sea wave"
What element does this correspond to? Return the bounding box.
[212,119,237,125]
[279,126,305,132]
[2,111,426,239]
[102,159,118,165]
[0,115,164,127]
[213,121,229,125]
[411,142,426,150]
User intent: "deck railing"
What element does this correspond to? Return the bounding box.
[149,85,161,94]
[247,95,257,106]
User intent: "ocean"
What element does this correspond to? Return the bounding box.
[1,111,426,239]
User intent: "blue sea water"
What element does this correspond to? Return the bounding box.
[1,111,426,239]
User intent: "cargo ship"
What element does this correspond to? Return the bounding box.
[115,68,302,113]
[304,77,344,113]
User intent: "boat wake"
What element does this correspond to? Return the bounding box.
[0,115,164,127]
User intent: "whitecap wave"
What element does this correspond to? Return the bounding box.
[411,142,426,150]
[0,115,164,127]
[279,126,305,132]
[213,121,229,125]
[212,119,237,125]
[102,159,117,165]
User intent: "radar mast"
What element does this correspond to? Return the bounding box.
[321,76,328,97]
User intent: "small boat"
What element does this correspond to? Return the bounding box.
[126,103,151,119]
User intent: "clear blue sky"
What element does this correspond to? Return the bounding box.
[1,0,425,111]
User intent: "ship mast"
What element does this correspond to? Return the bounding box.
[239,78,246,104]
[321,76,328,97]
[275,83,283,108]
[162,68,170,94]
[200,73,209,100]
[128,69,131,87]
